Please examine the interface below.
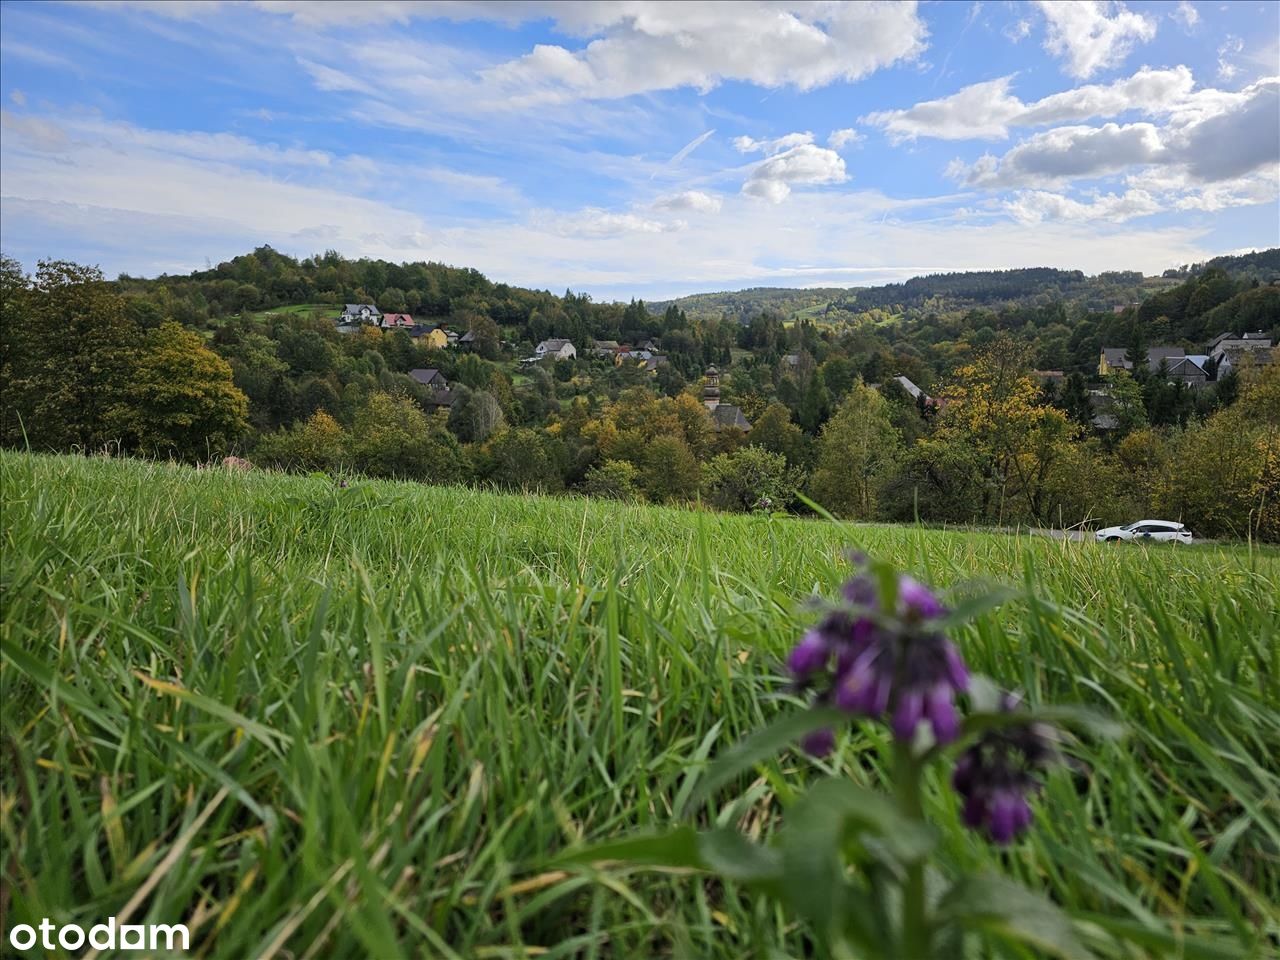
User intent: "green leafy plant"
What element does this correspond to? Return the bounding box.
[562,555,1127,959]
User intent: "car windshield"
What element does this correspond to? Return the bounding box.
[1121,523,1139,531]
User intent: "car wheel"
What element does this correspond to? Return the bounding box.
[1106,536,1120,542]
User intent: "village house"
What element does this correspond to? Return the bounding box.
[380,312,416,329]
[1099,345,1186,376]
[591,339,621,358]
[411,326,449,350]
[1209,331,1272,376]
[409,368,449,391]
[535,338,577,360]
[339,303,381,325]
[409,368,456,409]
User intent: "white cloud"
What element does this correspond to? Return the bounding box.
[361,2,930,108]
[741,142,848,203]
[1217,36,1244,81]
[652,190,723,214]
[862,66,1197,142]
[1003,188,1161,223]
[1003,18,1032,43]
[1127,165,1280,212]
[957,122,1167,189]
[548,207,685,238]
[733,131,815,155]
[948,76,1279,191]
[828,128,864,150]
[1171,2,1199,30]
[1035,0,1157,79]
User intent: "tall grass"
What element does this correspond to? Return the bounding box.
[1,451,1276,958]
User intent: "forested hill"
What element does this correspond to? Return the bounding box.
[651,250,1280,322]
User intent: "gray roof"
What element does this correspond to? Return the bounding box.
[1167,356,1206,374]
[710,404,751,431]
[893,375,924,399]
[539,338,572,351]
[344,303,379,314]
[409,368,446,386]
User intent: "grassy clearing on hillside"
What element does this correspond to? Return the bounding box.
[1,452,1277,958]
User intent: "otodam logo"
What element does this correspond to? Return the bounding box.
[7,917,190,953]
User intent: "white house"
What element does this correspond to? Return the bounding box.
[339,303,382,325]
[535,338,577,360]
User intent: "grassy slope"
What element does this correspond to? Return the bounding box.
[1,452,1277,958]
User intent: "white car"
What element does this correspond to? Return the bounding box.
[1095,520,1193,544]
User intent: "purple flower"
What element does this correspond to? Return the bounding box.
[801,727,836,757]
[950,695,1060,845]
[898,576,945,620]
[786,562,969,748]
[787,629,830,676]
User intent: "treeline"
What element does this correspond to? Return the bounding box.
[2,251,1277,540]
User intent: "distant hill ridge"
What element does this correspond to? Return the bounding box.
[649,249,1280,322]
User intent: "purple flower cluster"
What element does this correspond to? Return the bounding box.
[787,565,969,753]
[951,695,1060,845]
[789,561,1063,845]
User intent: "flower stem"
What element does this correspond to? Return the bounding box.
[895,740,929,959]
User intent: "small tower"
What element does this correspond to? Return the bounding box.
[702,365,720,410]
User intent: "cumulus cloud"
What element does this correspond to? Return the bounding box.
[408,2,929,107]
[733,131,815,155]
[949,76,1280,189]
[742,142,847,203]
[1035,0,1157,79]
[862,67,1197,142]
[956,122,1167,189]
[652,190,723,214]
[1003,188,1161,223]
[828,128,864,150]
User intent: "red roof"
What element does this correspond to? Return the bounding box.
[383,313,414,326]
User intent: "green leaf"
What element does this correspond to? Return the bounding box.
[787,778,939,867]
[555,826,702,869]
[696,829,783,887]
[555,826,784,892]
[1075,913,1253,960]
[781,779,932,951]
[681,707,844,816]
[939,873,1093,960]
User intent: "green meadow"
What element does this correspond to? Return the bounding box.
[1,451,1276,958]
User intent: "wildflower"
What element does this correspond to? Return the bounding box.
[800,727,836,757]
[787,564,969,746]
[951,694,1060,844]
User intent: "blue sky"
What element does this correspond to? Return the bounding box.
[1,0,1277,299]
